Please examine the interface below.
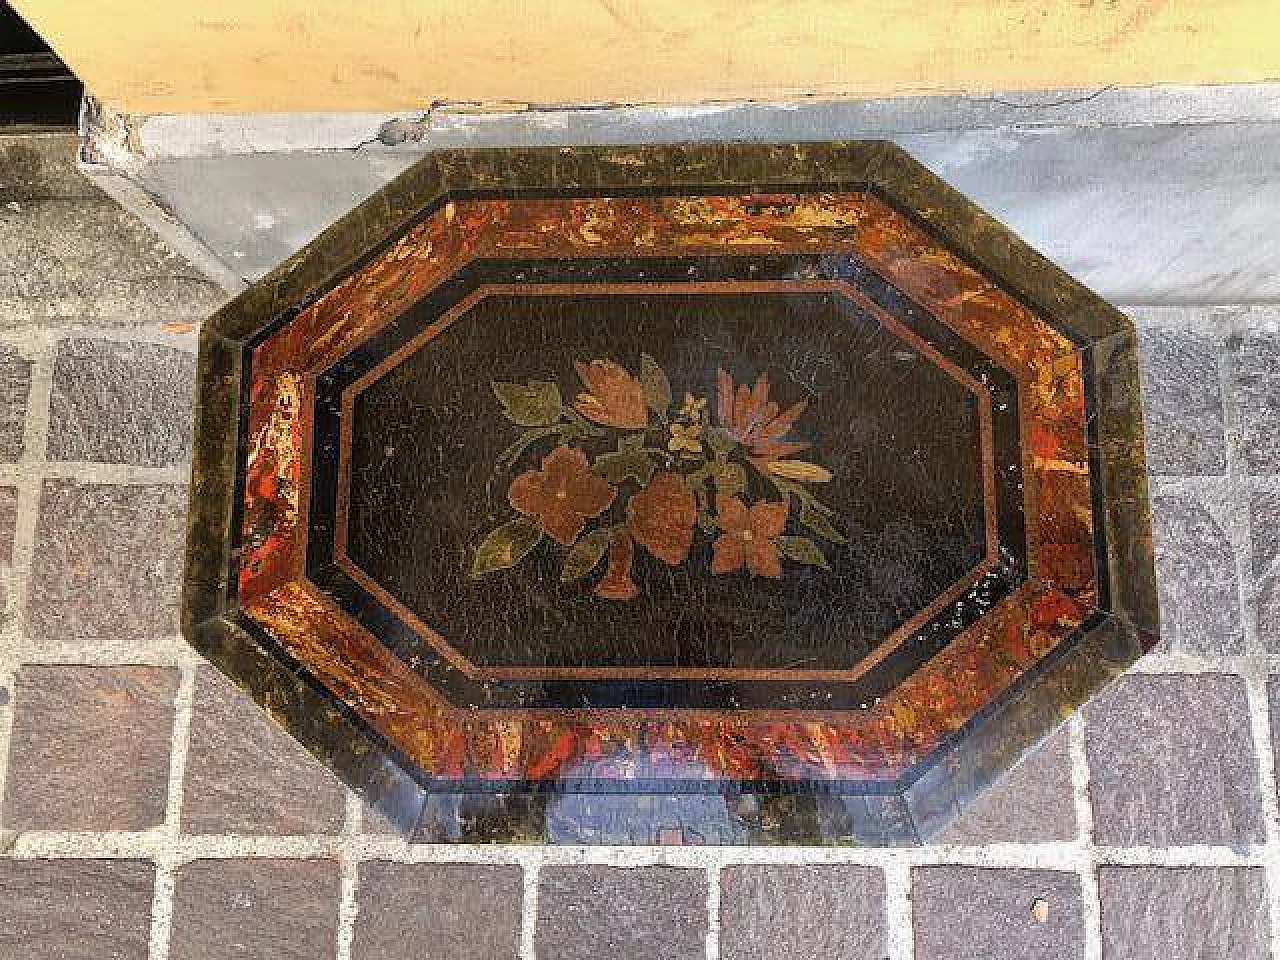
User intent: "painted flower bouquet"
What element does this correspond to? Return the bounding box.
[470,354,845,600]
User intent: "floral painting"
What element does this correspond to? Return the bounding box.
[471,355,845,600]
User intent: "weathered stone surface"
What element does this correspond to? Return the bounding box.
[1252,491,1280,650]
[0,859,155,960]
[169,859,341,960]
[1085,674,1262,845]
[140,122,1280,304]
[1272,679,1280,811]
[1136,330,1226,475]
[1098,867,1269,960]
[1230,335,1280,474]
[912,867,1083,960]
[537,866,707,960]
[0,484,16,562]
[1150,494,1243,655]
[0,344,31,461]
[352,863,522,960]
[936,725,1077,844]
[2,666,178,830]
[48,338,196,466]
[719,865,885,960]
[28,480,187,642]
[0,133,100,201]
[0,197,225,328]
[181,666,346,835]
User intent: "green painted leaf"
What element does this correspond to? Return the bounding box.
[798,497,847,544]
[558,420,596,442]
[685,466,712,509]
[766,473,804,504]
[595,448,658,487]
[639,354,672,419]
[708,460,746,497]
[492,380,563,427]
[778,535,830,569]
[798,488,832,515]
[469,518,543,578]
[494,425,560,471]
[767,473,847,545]
[561,529,611,582]
[704,426,737,459]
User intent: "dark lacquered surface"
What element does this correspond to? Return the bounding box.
[184,143,1157,844]
[314,249,1031,712]
[350,288,985,676]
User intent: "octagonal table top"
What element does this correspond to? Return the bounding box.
[184,142,1157,844]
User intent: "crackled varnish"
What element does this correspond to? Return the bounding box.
[185,144,1157,842]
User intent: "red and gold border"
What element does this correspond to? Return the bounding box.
[235,190,1097,784]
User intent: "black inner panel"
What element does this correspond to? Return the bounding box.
[306,254,1027,710]
[347,290,985,671]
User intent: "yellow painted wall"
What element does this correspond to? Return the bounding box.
[14,0,1280,115]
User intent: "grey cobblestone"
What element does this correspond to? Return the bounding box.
[2,666,179,831]
[1136,329,1227,475]
[912,867,1084,960]
[47,338,196,466]
[1252,491,1280,649]
[935,726,1076,844]
[537,866,708,960]
[1084,673,1263,846]
[27,480,188,643]
[0,859,155,960]
[353,863,522,960]
[1098,867,1270,960]
[1150,494,1244,655]
[719,865,885,960]
[0,485,16,563]
[0,193,226,328]
[0,344,32,461]
[169,858,342,960]
[181,666,347,836]
[1228,334,1280,474]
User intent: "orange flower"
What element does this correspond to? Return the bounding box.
[626,471,697,565]
[595,530,640,600]
[508,445,616,545]
[716,369,810,460]
[574,359,648,429]
[711,495,788,577]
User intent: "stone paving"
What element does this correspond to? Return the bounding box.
[0,133,1278,959]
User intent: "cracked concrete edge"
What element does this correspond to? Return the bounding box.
[73,83,1280,303]
[77,165,248,296]
[121,80,1280,160]
[77,97,144,176]
[74,96,247,294]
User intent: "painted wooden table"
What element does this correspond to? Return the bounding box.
[184,143,1157,843]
